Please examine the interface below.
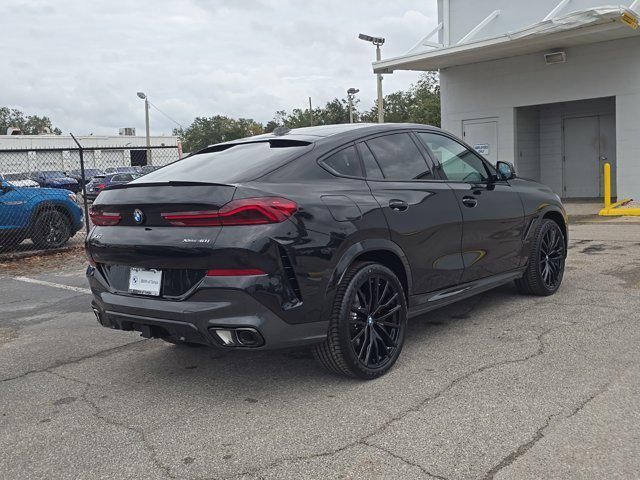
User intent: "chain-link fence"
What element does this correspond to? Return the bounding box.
[0,141,181,253]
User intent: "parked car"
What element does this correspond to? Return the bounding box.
[86,123,567,379]
[0,172,40,188]
[104,166,141,174]
[67,168,105,190]
[30,171,80,193]
[85,172,141,202]
[140,165,162,175]
[0,180,83,249]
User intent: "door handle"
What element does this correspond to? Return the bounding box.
[389,199,409,212]
[462,196,477,208]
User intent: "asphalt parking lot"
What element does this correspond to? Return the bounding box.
[1,219,639,480]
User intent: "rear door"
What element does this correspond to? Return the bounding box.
[360,132,464,295]
[415,132,525,283]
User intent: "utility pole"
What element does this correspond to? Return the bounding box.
[137,92,152,165]
[375,44,384,123]
[347,88,359,123]
[308,97,313,126]
[358,33,385,123]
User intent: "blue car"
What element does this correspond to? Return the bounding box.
[0,180,84,249]
[30,170,80,193]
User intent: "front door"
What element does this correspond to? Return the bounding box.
[359,133,464,294]
[0,186,30,230]
[563,115,616,198]
[463,118,498,166]
[415,131,525,283]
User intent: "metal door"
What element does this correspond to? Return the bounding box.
[563,115,616,198]
[563,116,599,198]
[462,118,498,165]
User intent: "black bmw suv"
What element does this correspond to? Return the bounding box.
[86,123,567,379]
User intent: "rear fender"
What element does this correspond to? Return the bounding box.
[325,238,413,296]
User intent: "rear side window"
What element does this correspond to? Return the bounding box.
[320,146,362,177]
[365,134,432,181]
[357,143,384,179]
[134,141,312,184]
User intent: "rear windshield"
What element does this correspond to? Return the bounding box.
[132,141,312,185]
[4,173,29,180]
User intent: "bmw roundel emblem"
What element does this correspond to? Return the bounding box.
[133,209,145,225]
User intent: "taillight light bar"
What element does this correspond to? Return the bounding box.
[161,197,297,227]
[89,210,121,226]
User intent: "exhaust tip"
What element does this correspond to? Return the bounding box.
[209,327,264,348]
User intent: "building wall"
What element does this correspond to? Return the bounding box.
[439,0,637,45]
[515,107,540,181]
[440,35,640,198]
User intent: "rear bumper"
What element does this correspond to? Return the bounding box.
[87,266,328,350]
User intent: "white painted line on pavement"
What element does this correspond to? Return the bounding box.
[12,276,91,294]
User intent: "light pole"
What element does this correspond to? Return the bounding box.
[358,33,385,123]
[136,92,152,165]
[347,88,359,123]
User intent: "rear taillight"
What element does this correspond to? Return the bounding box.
[89,209,121,226]
[161,197,297,227]
[206,269,266,276]
[96,184,106,190]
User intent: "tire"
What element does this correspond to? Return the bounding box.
[515,218,566,296]
[31,209,71,249]
[313,262,407,379]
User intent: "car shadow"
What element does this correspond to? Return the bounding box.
[105,283,522,394]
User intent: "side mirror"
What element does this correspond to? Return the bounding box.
[0,182,12,194]
[496,161,516,180]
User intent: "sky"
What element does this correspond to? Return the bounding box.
[1,0,437,136]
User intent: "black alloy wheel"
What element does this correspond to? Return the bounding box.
[32,210,71,249]
[313,262,407,379]
[516,219,566,296]
[539,225,564,289]
[349,274,403,369]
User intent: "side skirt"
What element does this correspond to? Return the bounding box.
[407,269,525,319]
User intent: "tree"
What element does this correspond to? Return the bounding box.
[361,72,440,126]
[173,115,264,153]
[0,107,62,135]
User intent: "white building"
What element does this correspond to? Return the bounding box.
[375,1,640,200]
[0,133,180,174]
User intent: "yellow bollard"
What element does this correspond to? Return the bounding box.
[603,162,611,209]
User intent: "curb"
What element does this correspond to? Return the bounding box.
[0,244,83,262]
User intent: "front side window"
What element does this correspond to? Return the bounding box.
[416,132,490,183]
[321,146,362,177]
[365,133,432,181]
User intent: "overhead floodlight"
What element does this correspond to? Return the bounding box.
[358,33,385,45]
[136,92,147,99]
[347,88,360,95]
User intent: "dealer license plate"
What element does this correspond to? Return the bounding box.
[128,268,162,296]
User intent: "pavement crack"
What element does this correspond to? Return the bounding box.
[364,442,450,479]
[0,339,147,383]
[78,383,176,479]
[481,381,613,480]
[228,324,559,480]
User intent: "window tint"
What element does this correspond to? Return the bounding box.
[321,146,362,177]
[365,134,432,181]
[134,141,313,184]
[416,132,489,183]
[357,143,384,179]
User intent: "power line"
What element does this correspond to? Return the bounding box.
[147,100,185,130]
